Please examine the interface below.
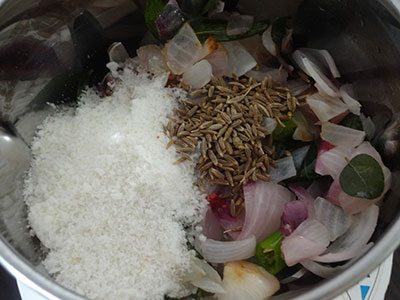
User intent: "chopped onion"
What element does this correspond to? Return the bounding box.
[315,144,354,178]
[190,257,225,294]
[263,117,277,134]
[306,59,339,98]
[296,48,340,78]
[163,23,212,75]
[292,110,319,142]
[261,27,277,56]
[136,44,167,73]
[216,261,280,300]
[314,205,378,263]
[280,200,308,236]
[107,42,129,64]
[197,235,256,263]
[340,84,361,116]
[325,178,344,206]
[155,0,185,40]
[206,44,231,77]
[182,59,212,88]
[219,212,244,240]
[207,192,243,239]
[246,68,288,85]
[289,185,315,218]
[227,14,254,36]
[287,79,311,97]
[291,145,310,169]
[314,197,353,241]
[238,181,293,242]
[321,122,365,147]
[330,110,350,124]
[306,93,348,123]
[281,219,330,267]
[307,180,325,199]
[223,41,257,77]
[292,50,339,98]
[201,207,224,240]
[301,244,373,278]
[269,156,297,182]
[314,141,335,176]
[360,113,376,140]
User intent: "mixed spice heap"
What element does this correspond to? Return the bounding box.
[166,75,298,216]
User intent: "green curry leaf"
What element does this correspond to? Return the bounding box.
[339,154,384,199]
[201,0,220,15]
[339,113,363,131]
[145,0,168,38]
[272,118,297,141]
[190,18,270,42]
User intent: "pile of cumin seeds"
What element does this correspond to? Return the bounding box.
[166,76,298,216]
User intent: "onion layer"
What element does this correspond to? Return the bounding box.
[314,205,378,263]
[315,143,353,178]
[293,50,339,98]
[291,145,310,169]
[269,156,297,182]
[340,84,361,116]
[216,261,280,300]
[163,23,213,75]
[263,117,278,134]
[238,181,293,242]
[246,68,288,85]
[182,59,212,88]
[281,219,330,267]
[224,41,257,77]
[197,235,256,263]
[314,197,353,241]
[292,110,319,142]
[189,257,225,294]
[107,42,129,64]
[296,48,341,78]
[280,200,308,236]
[261,27,277,56]
[289,185,315,218]
[321,122,365,147]
[287,79,311,97]
[136,45,167,73]
[306,93,348,123]
[206,44,231,77]
[201,207,224,240]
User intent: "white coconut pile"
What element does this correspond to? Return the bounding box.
[23,65,206,300]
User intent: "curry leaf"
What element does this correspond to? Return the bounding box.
[296,142,320,180]
[201,0,219,15]
[339,113,363,131]
[145,0,168,38]
[272,118,297,141]
[190,18,270,42]
[339,154,384,199]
